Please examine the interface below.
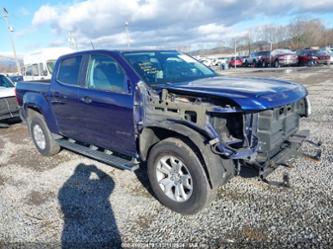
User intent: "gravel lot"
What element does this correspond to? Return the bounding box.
[0,66,332,248]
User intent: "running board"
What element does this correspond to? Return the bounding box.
[56,138,140,171]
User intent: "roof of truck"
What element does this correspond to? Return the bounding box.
[58,49,179,57]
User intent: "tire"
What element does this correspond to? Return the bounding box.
[259,60,264,67]
[147,137,214,214]
[274,60,280,68]
[28,111,60,156]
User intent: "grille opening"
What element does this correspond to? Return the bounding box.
[210,113,244,148]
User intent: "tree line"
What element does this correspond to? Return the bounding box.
[192,18,333,55]
[248,18,332,51]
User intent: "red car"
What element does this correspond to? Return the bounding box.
[229,57,243,67]
[260,49,298,67]
[297,50,331,66]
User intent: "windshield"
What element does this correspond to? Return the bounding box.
[257,51,270,56]
[46,60,56,74]
[122,51,216,85]
[0,75,14,88]
[313,51,329,56]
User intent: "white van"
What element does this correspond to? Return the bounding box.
[23,47,74,81]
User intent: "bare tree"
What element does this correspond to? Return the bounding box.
[288,18,326,49]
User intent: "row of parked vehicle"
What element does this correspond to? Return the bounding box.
[200,47,333,69]
[244,48,332,68]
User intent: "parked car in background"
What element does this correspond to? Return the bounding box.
[216,57,230,70]
[245,51,269,67]
[200,58,215,67]
[229,56,243,67]
[8,75,24,85]
[16,49,315,214]
[241,55,250,66]
[261,49,298,68]
[320,48,333,64]
[23,47,73,81]
[216,57,229,65]
[297,49,331,66]
[0,74,19,126]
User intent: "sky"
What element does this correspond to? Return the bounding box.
[1,0,333,56]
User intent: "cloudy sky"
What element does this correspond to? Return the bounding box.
[1,0,333,55]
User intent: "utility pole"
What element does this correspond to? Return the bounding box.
[1,7,21,74]
[124,22,130,48]
[270,41,273,65]
[68,31,78,50]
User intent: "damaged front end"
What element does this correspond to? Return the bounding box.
[135,81,320,182]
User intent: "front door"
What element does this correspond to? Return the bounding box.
[76,53,136,156]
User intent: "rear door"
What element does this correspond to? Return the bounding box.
[75,53,136,156]
[50,55,84,140]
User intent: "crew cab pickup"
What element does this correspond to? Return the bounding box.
[16,50,317,214]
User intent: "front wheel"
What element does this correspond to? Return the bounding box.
[29,111,60,156]
[147,137,214,214]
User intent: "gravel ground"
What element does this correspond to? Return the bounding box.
[0,66,332,248]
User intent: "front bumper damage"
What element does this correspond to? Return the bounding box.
[136,82,321,182]
[254,130,321,180]
[208,103,322,180]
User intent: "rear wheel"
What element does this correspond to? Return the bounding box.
[147,137,214,214]
[28,111,60,156]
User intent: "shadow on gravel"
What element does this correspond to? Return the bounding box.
[134,162,155,197]
[239,165,259,178]
[58,163,121,249]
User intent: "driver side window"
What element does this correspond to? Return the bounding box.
[86,54,126,93]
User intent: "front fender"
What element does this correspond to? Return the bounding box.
[140,122,235,189]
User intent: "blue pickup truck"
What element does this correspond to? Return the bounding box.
[16,50,318,214]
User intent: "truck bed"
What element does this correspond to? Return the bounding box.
[15,81,51,103]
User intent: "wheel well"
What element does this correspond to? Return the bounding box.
[24,107,43,136]
[26,106,42,119]
[139,127,214,188]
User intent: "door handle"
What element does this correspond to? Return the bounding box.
[80,96,92,104]
[53,92,68,99]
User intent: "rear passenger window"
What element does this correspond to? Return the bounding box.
[57,56,82,85]
[86,54,126,92]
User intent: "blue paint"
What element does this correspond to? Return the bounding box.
[159,76,307,111]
